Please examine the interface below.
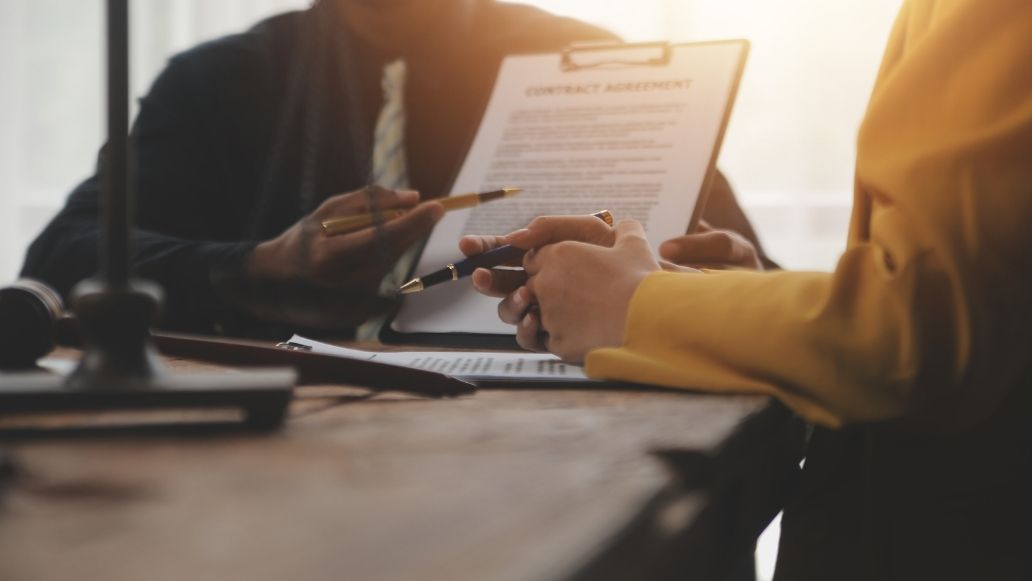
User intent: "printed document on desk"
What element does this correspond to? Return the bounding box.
[286,335,597,385]
[391,41,748,338]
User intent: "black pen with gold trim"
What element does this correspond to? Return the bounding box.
[397,210,614,295]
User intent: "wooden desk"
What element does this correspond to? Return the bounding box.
[0,351,802,581]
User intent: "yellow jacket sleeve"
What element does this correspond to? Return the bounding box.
[586,0,1032,429]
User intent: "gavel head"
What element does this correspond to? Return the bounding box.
[0,279,64,370]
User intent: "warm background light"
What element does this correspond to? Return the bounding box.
[0,0,901,275]
[521,0,903,271]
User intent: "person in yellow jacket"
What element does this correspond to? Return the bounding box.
[463,0,1032,578]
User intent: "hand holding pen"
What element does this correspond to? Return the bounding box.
[242,186,520,325]
[399,210,614,295]
[241,186,444,328]
[477,217,660,361]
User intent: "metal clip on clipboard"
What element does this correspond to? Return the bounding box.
[560,41,672,72]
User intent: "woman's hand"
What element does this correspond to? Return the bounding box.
[517,219,661,362]
[458,213,615,305]
[464,214,755,350]
[659,220,763,270]
[461,216,760,304]
[462,216,662,362]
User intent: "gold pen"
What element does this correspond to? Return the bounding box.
[320,187,522,236]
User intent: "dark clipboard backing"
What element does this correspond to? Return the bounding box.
[381,39,750,350]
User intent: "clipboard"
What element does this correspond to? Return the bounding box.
[381,39,750,349]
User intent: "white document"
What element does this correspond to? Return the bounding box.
[287,335,595,383]
[393,41,747,336]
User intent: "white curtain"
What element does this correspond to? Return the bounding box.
[0,0,901,281]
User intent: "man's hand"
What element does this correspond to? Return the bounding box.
[233,186,443,328]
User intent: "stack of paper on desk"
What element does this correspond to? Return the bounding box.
[284,335,599,385]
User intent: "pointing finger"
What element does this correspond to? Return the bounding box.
[504,215,614,250]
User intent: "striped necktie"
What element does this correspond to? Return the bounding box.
[358,60,412,339]
[371,59,409,190]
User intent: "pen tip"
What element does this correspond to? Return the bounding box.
[397,279,425,295]
[502,187,522,196]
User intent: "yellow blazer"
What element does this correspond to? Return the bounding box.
[586,0,1032,429]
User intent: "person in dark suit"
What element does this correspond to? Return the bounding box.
[22,0,767,337]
